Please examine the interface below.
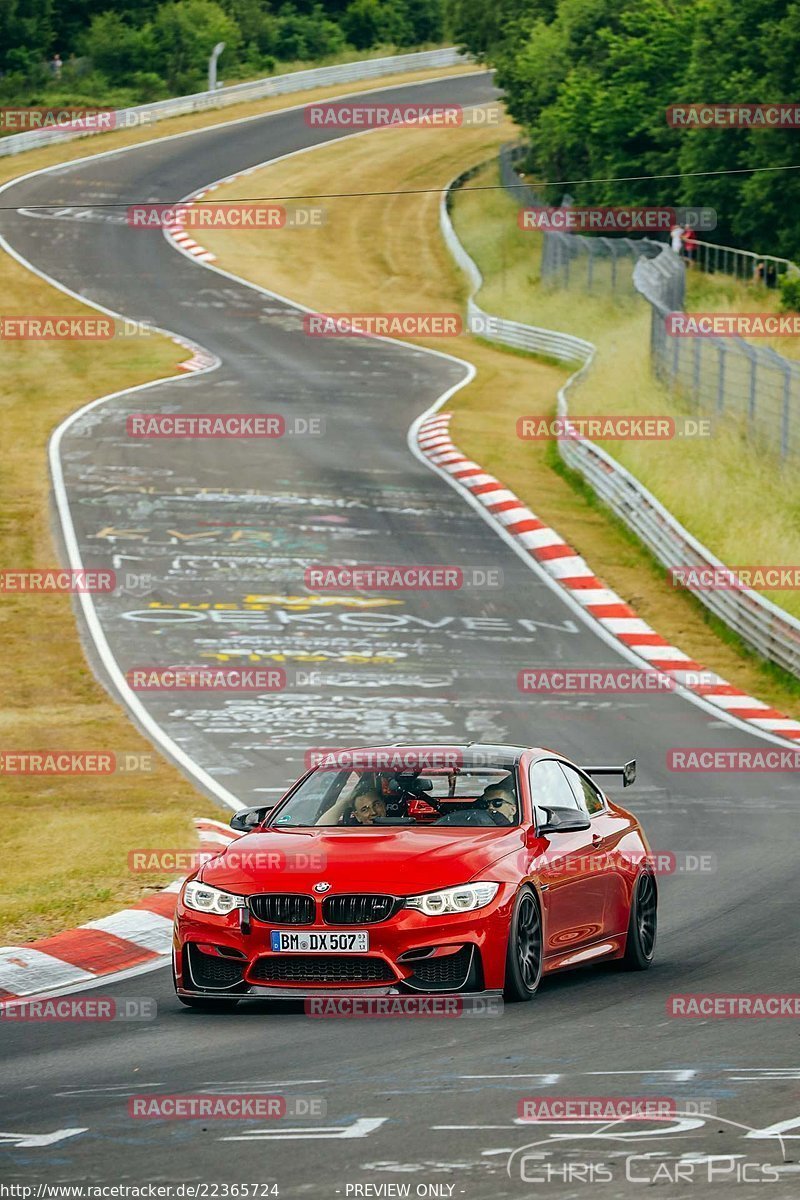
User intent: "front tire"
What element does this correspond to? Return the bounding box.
[504,887,543,1001]
[622,871,657,970]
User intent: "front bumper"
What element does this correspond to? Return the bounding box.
[173,887,513,997]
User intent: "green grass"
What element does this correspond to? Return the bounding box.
[452,161,800,624]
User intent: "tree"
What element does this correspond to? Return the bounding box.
[0,0,54,74]
[342,0,412,49]
[82,12,152,82]
[273,4,347,59]
[405,0,446,43]
[149,0,242,91]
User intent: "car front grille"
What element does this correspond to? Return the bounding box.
[249,894,315,925]
[322,894,401,924]
[249,955,395,985]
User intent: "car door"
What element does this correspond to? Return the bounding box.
[559,764,636,938]
[528,759,607,957]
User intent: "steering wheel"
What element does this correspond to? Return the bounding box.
[433,808,496,826]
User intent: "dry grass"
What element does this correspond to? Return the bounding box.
[196,117,800,718]
[0,248,213,943]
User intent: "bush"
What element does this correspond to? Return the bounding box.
[779,274,800,315]
[405,0,446,44]
[274,5,347,61]
[129,71,169,102]
[82,13,152,81]
[342,0,412,50]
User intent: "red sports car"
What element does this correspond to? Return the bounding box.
[173,744,656,1008]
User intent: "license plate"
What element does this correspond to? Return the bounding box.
[269,930,369,953]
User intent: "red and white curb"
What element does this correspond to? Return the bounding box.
[175,340,217,373]
[416,412,800,742]
[0,818,240,1004]
[163,172,262,272]
[163,187,217,264]
[162,187,222,372]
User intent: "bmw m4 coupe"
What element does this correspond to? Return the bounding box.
[173,744,656,1008]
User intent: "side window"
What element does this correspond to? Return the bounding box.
[560,765,605,815]
[529,759,580,826]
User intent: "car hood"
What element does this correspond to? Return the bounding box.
[199,826,523,896]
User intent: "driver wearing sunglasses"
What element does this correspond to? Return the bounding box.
[479,782,518,825]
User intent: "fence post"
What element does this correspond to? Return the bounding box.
[671,324,681,394]
[748,352,758,424]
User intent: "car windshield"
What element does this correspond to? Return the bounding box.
[270,765,520,829]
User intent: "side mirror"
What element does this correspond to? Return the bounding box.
[230,805,273,833]
[538,806,591,835]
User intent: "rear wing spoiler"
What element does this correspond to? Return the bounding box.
[584,759,636,788]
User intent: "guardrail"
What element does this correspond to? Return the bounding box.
[441,169,800,679]
[693,238,799,283]
[0,48,466,158]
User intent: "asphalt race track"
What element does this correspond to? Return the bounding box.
[1,72,799,1196]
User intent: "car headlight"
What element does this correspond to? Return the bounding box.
[405,882,499,916]
[182,880,246,916]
